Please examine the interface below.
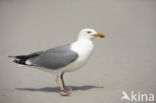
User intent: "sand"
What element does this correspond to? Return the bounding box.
[0,0,156,103]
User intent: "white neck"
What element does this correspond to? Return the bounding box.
[73,38,94,51]
[71,38,94,61]
[65,38,94,71]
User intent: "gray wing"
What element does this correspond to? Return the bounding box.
[30,44,78,69]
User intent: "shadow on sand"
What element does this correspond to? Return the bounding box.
[16,85,104,93]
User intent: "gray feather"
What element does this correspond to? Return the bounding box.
[30,44,78,69]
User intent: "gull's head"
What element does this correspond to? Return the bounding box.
[78,28,104,40]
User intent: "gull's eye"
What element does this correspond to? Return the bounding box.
[87,31,91,34]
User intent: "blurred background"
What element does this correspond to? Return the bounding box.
[0,0,156,103]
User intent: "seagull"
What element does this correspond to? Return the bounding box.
[9,28,104,95]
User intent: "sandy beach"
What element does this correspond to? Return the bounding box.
[0,0,156,103]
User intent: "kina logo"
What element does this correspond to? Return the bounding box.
[121,91,154,102]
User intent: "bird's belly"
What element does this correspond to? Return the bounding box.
[61,57,89,72]
[61,49,93,72]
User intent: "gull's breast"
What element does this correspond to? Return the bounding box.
[62,39,94,72]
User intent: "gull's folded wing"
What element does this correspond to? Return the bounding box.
[30,44,78,69]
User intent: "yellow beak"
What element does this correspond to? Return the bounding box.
[93,33,105,38]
